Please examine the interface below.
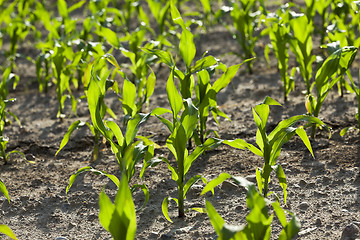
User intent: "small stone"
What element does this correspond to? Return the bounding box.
[299,202,310,210]
[341,223,360,240]
[55,237,67,240]
[299,179,307,187]
[245,174,257,183]
[315,218,322,226]
[221,180,238,192]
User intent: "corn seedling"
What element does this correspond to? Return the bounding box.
[99,176,136,240]
[263,6,294,102]
[224,97,324,203]
[289,14,316,95]
[66,56,158,209]
[154,68,222,221]
[202,174,301,240]
[146,1,250,145]
[306,42,357,138]
[228,0,264,74]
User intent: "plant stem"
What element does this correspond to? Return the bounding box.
[178,184,185,218]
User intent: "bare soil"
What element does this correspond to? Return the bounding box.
[1,6,360,240]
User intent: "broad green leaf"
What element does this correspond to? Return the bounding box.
[179,29,196,70]
[57,0,68,18]
[146,68,156,100]
[340,127,350,136]
[278,215,301,240]
[273,165,287,204]
[0,225,17,240]
[106,121,124,147]
[113,177,137,240]
[262,96,281,106]
[180,99,199,140]
[224,139,263,157]
[183,175,203,197]
[123,79,137,118]
[205,200,225,235]
[68,0,86,13]
[102,28,121,49]
[56,120,86,155]
[190,55,218,74]
[170,0,185,28]
[161,157,179,181]
[98,190,116,232]
[0,179,9,203]
[166,69,183,119]
[142,48,174,67]
[201,173,231,195]
[125,113,151,146]
[296,126,314,158]
[268,115,325,144]
[212,64,241,93]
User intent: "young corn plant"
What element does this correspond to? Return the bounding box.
[202,174,301,240]
[155,68,222,221]
[145,1,251,145]
[289,14,316,95]
[306,42,357,138]
[228,0,264,74]
[224,97,324,203]
[263,7,294,102]
[56,55,115,162]
[99,176,136,240]
[66,56,158,209]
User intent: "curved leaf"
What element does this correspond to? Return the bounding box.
[0,225,17,240]
[56,120,86,155]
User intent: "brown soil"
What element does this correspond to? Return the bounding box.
[1,4,360,240]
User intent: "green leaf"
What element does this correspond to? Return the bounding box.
[183,175,203,197]
[131,184,149,211]
[146,68,156,100]
[57,0,68,18]
[102,28,121,49]
[205,200,225,236]
[185,138,223,174]
[142,48,174,67]
[125,113,150,147]
[66,167,120,196]
[179,29,196,70]
[262,96,281,106]
[274,165,287,204]
[98,190,116,232]
[0,225,17,240]
[0,178,9,203]
[224,139,263,157]
[170,0,185,28]
[56,120,86,155]
[296,126,314,158]
[166,68,183,119]
[201,173,231,195]
[190,55,218,74]
[162,197,174,223]
[161,157,179,182]
[106,120,124,147]
[123,79,137,118]
[212,64,242,93]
